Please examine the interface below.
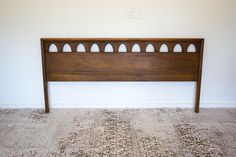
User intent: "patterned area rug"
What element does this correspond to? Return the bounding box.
[0,108,236,157]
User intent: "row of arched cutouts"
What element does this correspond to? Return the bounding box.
[48,43,197,53]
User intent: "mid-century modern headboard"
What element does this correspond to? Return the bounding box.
[41,38,204,113]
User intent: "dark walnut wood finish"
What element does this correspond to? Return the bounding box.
[41,38,204,113]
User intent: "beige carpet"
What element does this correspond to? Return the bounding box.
[0,108,236,157]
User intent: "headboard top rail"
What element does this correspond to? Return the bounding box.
[41,38,203,53]
[41,38,203,41]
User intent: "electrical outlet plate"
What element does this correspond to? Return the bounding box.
[127,8,141,19]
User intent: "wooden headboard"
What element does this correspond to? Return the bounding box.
[41,38,204,113]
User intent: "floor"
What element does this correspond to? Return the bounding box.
[0,108,236,157]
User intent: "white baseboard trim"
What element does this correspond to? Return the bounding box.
[0,102,235,108]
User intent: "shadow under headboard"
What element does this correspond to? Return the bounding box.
[41,38,204,113]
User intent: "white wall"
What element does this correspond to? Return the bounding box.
[0,0,236,108]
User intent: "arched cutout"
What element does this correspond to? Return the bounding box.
[104,44,114,52]
[173,44,182,53]
[90,44,100,52]
[187,44,196,52]
[48,44,58,52]
[62,43,72,52]
[76,44,86,52]
[118,44,127,52]
[132,44,141,52]
[145,44,155,52]
[159,44,168,52]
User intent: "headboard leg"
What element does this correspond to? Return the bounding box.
[195,80,201,113]
[195,39,204,113]
[41,39,50,113]
[44,81,50,113]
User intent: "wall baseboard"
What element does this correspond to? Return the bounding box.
[0,102,235,108]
